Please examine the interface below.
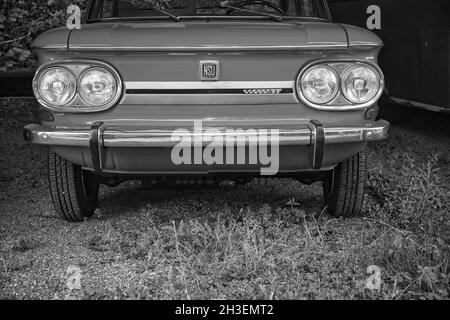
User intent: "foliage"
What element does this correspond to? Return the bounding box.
[0,0,87,72]
[0,97,39,127]
[368,152,449,235]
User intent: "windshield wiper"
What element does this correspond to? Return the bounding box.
[150,4,181,22]
[218,0,283,22]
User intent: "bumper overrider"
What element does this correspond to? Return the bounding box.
[24,120,390,174]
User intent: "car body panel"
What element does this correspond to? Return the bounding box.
[31,27,70,51]
[32,21,384,51]
[28,15,388,176]
[66,21,349,51]
[50,143,363,175]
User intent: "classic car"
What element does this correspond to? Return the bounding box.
[24,0,390,222]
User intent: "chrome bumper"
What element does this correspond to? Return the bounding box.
[24,121,389,148]
[24,120,389,172]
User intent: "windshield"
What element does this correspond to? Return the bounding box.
[87,0,330,21]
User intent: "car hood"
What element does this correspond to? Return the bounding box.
[65,21,349,51]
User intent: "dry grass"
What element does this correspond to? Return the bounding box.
[0,98,449,300]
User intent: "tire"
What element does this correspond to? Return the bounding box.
[48,151,100,222]
[323,150,367,218]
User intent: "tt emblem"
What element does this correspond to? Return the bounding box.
[200,60,220,81]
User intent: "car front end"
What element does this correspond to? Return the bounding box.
[24,0,390,221]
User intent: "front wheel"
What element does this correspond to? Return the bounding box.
[323,150,367,218]
[48,151,100,222]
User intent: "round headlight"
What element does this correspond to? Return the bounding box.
[342,65,380,104]
[37,67,76,106]
[79,67,119,106]
[300,66,339,104]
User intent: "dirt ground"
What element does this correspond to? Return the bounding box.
[0,99,449,300]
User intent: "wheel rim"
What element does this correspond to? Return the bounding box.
[81,170,98,202]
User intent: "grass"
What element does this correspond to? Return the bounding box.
[0,98,449,300]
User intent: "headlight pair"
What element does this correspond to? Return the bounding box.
[298,62,384,109]
[33,61,122,112]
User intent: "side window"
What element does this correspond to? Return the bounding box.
[297,0,315,16]
[88,0,102,20]
[101,0,116,18]
[293,0,328,18]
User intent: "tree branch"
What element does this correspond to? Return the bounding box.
[0,32,31,46]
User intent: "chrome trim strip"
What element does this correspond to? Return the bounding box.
[32,44,67,50]
[68,44,348,52]
[24,126,91,147]
[102,128,312,147]
[124,81,297,105]
[349,41,381,47]
[85,15,331,23]
[24,120,390,148]
[122,93,297,105]
[125,81,295,90]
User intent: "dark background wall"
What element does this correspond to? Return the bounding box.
[328,0,450,109]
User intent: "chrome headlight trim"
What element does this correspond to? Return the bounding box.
[78,66,122,108]
[296,60,385,111]
[32,60,123,113]
[299,65,340,105]
[33,66,77,110]
[340,63,382,104]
